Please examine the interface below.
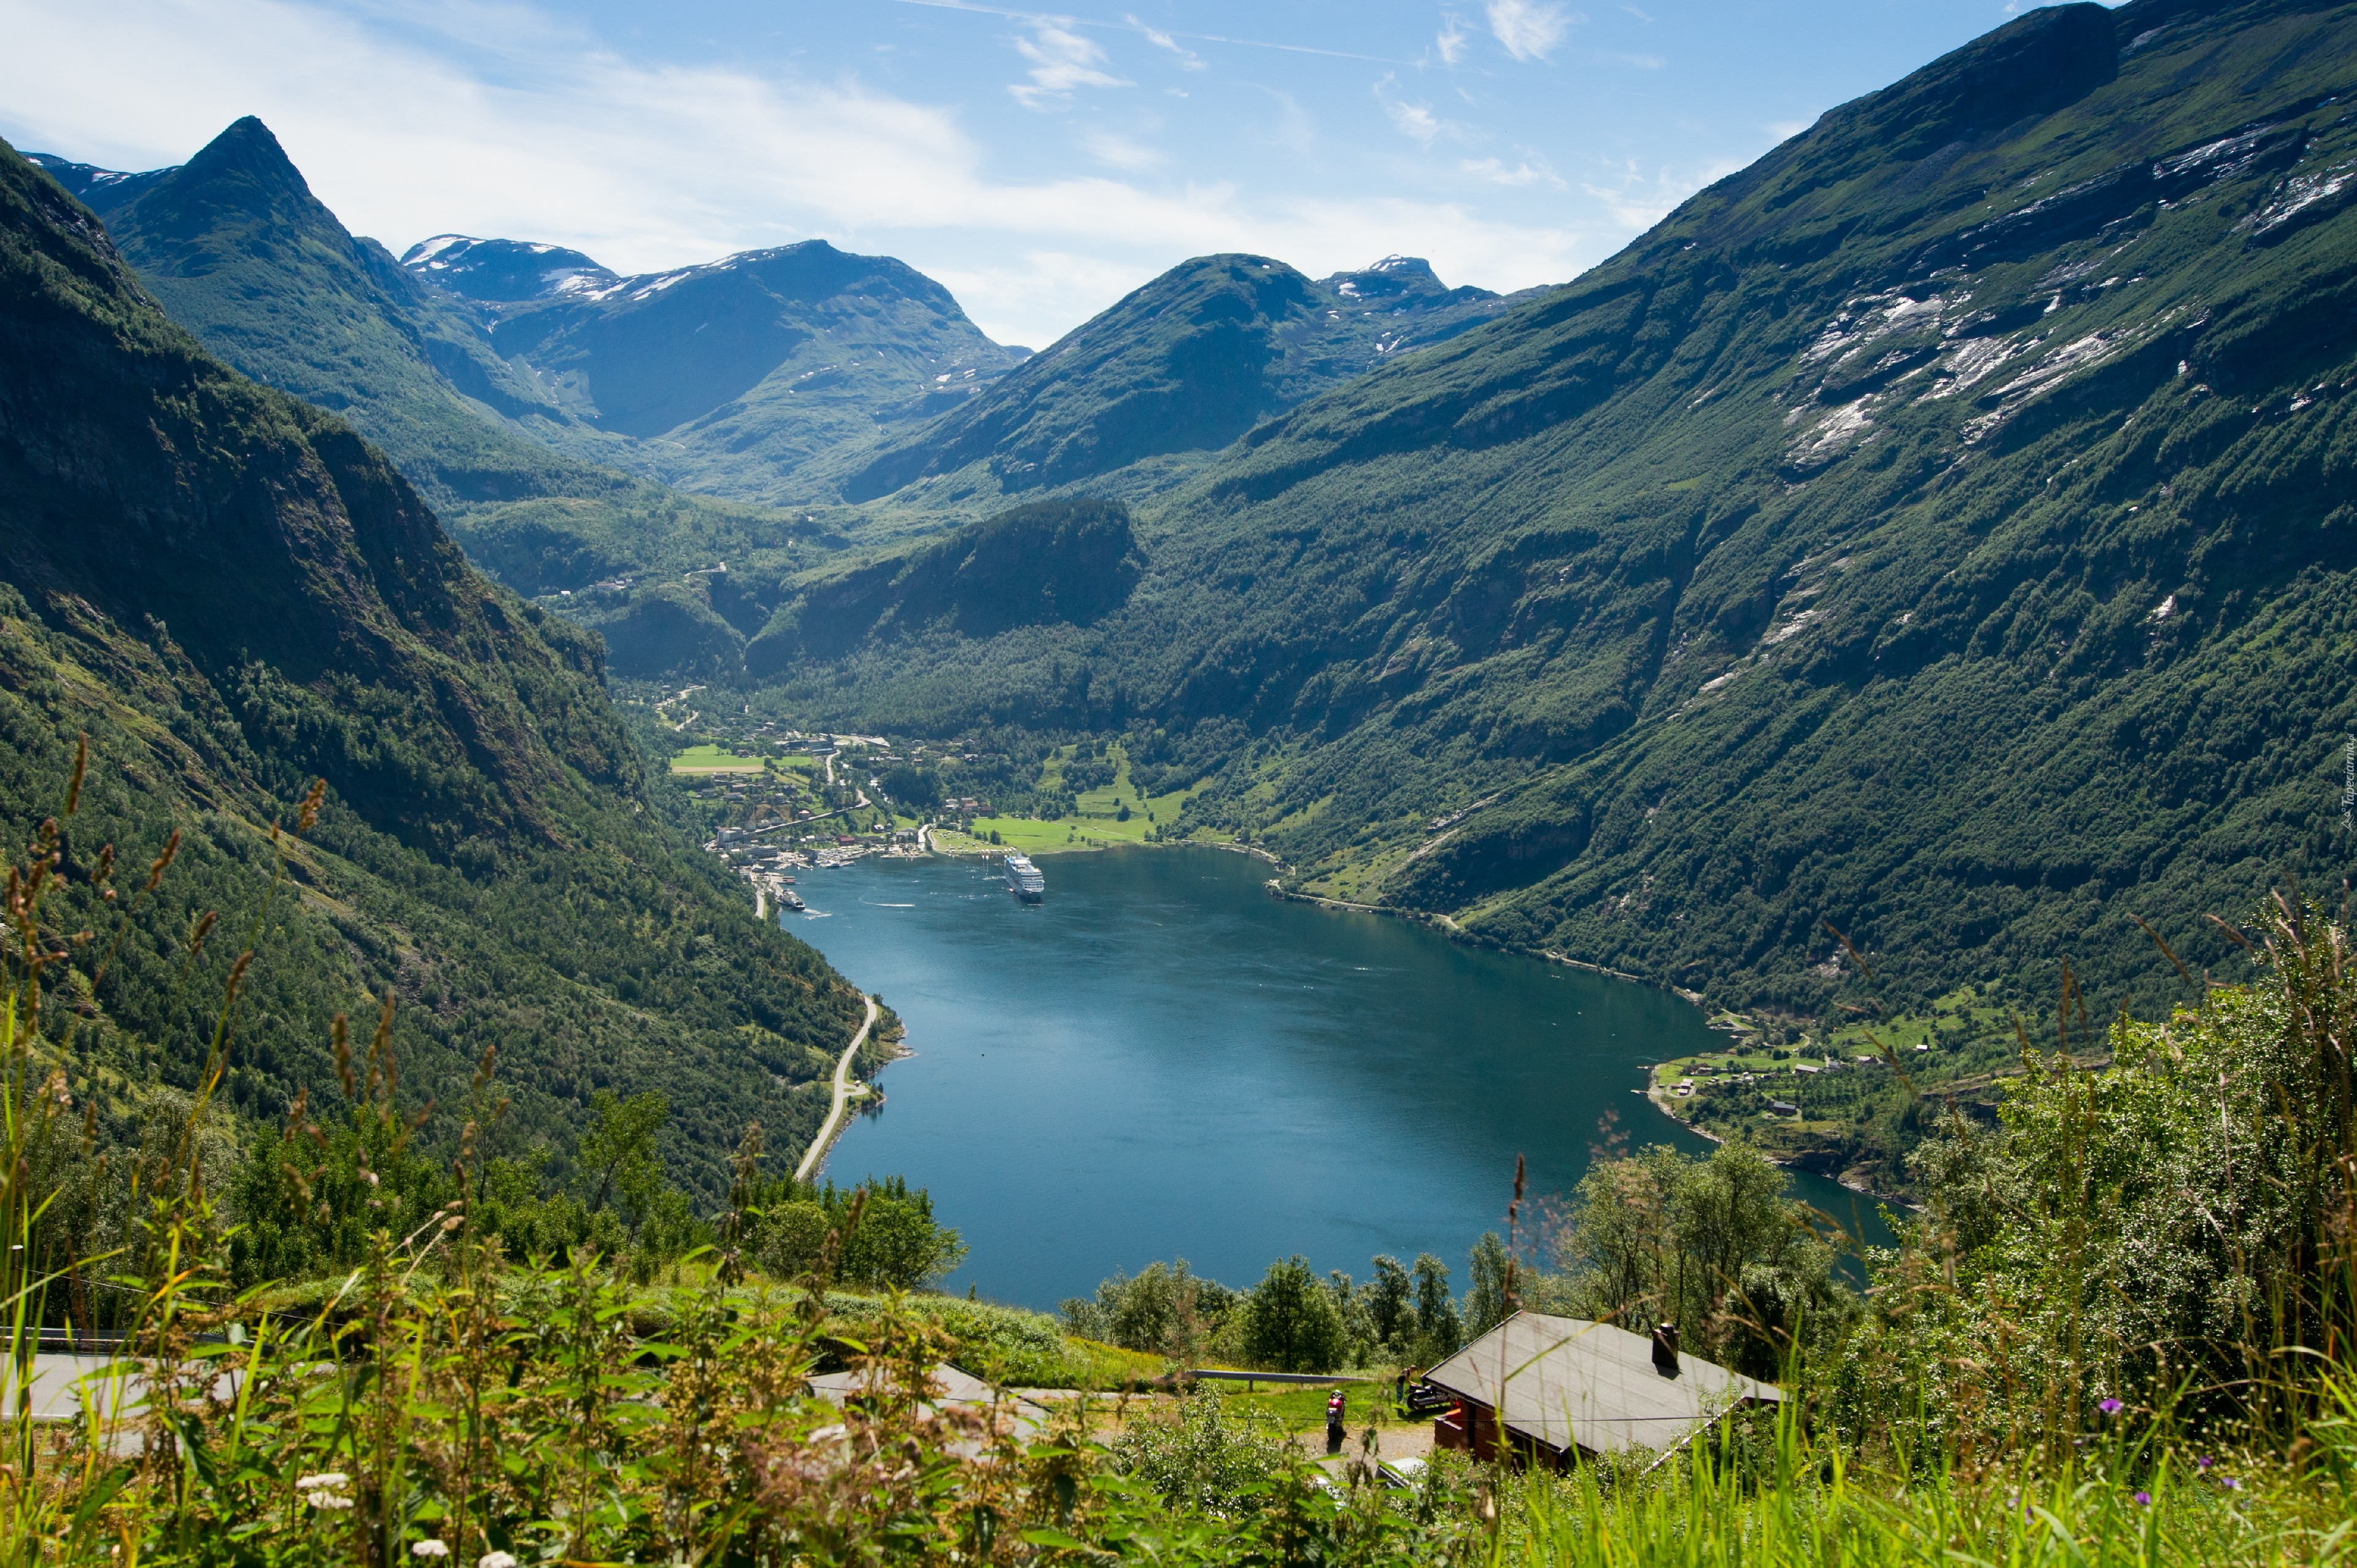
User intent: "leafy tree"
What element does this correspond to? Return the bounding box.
[1463,1231,1517,1338]
[1364,1254,1413,1348]
[578,1089,668,1230]
[1110,1387,1294,1518]
[1839,898,2357,1445]
[228,1102,453,1289]
[1411,1253,1462,1362]
[836,1175,967,1289]
[743,1173,965,1289]
[756,1199,834,1280]
[1547,1140,1841,1375]
[1240,1254,1346,1372]
[880,764,941,811]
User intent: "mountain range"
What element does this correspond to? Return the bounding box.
[23,0,2356,1040]
[27,120,1525,683]
[400,232,1029,503]
[744,0,2357,1024]
[842,252,1522,510]
[1,132,863,1193]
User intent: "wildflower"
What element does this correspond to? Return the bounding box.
[2134,1491,2151,1506]
[294,1473,350,1491]
[2097,1398,2123,1415]
[2220,1476,2241,1491]
[479,1554,519,1568]
[304,1493,355,1510]
[2196,1456,2213,1470]
[412,1543,449,1559]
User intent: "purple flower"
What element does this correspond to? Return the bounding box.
[2097,1398,2124,1416]
[2134,1491,2151,1506]
[2196,1456,2213,1471]
[2220,1477,2241,1491]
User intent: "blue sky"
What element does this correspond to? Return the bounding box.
[7,0,2078,347]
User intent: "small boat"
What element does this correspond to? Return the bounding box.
[1004,853,1045,903]
[780,889,806,912]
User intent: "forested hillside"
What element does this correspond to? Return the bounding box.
[760,0,2357,1023]
[0,136,865,1193]
[845,253,1518,511]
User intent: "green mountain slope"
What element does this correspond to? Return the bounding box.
[744,499,1143,676]
[101,117,600,507]
[57,118,840,670]
[764,0,2357,1023]
[0,137,865,1193]
[842,253,1515,511]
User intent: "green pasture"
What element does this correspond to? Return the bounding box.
[670,744,769,773]
[943,743,1219,854]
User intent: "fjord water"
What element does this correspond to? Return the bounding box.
[790,848,1888,1308]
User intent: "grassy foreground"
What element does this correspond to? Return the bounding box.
[4,768,2355,1563]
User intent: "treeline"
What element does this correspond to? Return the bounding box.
[1074,891,2356,1463]
[11,769,955,1334]
[1061,1253,1469,1373]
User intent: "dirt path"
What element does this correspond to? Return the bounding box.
[796,994,880,1182]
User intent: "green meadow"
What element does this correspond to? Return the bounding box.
[668,743,770,772]
[948,743,1218,854]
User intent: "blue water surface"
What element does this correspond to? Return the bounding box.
[785,847,1891,1309]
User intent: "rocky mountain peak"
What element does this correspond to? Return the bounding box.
[401,233,621,303]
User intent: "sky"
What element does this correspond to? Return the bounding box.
[5,0,2086,349]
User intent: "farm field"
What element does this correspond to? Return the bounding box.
[669,744,770,773]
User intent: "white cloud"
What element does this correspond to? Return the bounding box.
[1435,14,1470,64]
[1372,75,1459,147]
[1767,117,1816,141]
[1009,21,1131,108]
[1462,155,1564,188]
[1082,128,1163,171]
[0,0,1606,346]
[1597,51,1664,69]
[1486,0,1580,61]
[1386,100,1445,145]
[1580,154,1744,230]
[1128,15,1205,69]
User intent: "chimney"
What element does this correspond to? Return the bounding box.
[1651,1321,1680,1375]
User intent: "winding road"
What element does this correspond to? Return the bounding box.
[795,994,880,1183]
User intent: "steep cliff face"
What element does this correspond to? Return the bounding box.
[0,139,863,1191]
[1,128,619,846]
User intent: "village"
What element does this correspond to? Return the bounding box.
[665,722,1011,913]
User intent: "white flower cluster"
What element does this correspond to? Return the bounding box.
[294,1472,353,1510]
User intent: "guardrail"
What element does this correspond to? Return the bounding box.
[1181,1369,1375,1388]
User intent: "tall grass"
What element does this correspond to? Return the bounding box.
[0,755,2353,1563]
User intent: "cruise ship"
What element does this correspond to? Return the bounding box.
[1004,852,1045,903]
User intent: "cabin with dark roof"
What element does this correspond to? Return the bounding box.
[1420,1311,1779,1469]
